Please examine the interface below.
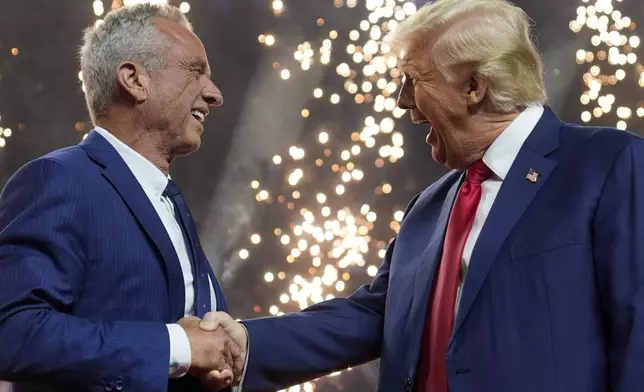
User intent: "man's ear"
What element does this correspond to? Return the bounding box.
[464,72,487,106]
[115,61,150,104]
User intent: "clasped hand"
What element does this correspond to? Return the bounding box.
[178,312,248,391]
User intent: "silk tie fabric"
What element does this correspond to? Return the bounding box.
[163,179,212,318]
[416,159,493,392]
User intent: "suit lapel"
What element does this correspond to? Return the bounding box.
[80,130,186,321]
[195,245,229,313]
[451,107,561,338]
[208,266,228,312]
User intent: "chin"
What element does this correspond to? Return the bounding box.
[443,156,470,171]
[175,134,201,157]
[430,145,447,166]
[185,137,201,154]
[188,125,203,143]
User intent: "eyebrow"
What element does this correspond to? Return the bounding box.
[398,62,418,75]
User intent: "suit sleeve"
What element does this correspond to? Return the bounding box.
[0,158,170,391]
[593,137,644,391]
[241,194,421,392]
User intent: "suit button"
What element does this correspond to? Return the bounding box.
[115,379,124,391]
[405,378,412,391]
[105,382,113,391]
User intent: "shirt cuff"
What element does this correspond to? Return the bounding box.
[234,324,250,391]
[167,323,192,378]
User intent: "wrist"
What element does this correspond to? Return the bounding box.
[167,323,192,378]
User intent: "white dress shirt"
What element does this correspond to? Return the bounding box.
[455,105,545,313]
[95,127,216,378]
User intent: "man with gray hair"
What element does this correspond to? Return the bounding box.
[201,0,644,391]
[0,4,241,391]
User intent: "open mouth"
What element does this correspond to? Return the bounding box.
[191,109,206,123]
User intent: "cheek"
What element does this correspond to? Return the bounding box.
[416,85,449,123]
[165,81,201,117]
[414,86,435,115]
[176,80,199,103]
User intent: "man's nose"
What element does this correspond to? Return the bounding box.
[203,80,223,107]
[396,81,415,111]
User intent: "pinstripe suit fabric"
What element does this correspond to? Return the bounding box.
[0,131,228,392]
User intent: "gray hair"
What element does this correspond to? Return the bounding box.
[79,4,191,124]
[389,0,546,113]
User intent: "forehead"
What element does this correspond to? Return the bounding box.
[152,17,207,59]
[399,44,434,75]
[398,30,441,71]
[397,14,462,70]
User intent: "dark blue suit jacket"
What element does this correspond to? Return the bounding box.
[0,131,228,392]
[242,107,644,392]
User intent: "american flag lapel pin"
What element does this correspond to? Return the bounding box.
[526,168,540,183]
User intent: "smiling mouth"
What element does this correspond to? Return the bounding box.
[191,109,206,123]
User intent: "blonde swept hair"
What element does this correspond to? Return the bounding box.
[388,0,546,113]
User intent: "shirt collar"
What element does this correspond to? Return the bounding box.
[482,105,545,180]
[94,126,169,200]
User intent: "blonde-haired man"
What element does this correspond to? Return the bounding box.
[200,1,644,391]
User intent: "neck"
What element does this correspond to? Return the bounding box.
[452,110,521,171]
[96,114,171,176]
[473,110,520,145]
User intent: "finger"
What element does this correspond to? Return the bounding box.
[222,339,243,377]
[228,340,242,358]
[209,311,236,331]
[202,369,233,391]
[177,315,201,327]
[219,368,234,383]
[207,369,221,380]
[199,312,222,331]
[223,345,235,368]
[233,356,245,380]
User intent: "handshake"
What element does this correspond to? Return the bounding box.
[178,312,247,391]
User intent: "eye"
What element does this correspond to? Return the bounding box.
[404,73,418,86]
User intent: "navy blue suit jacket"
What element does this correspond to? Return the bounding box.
[242,107,644,392]
[0,131,228,392]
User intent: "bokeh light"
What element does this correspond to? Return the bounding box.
[570,0,643,129]
[238,1,418,390]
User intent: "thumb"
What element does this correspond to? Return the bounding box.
[177,315,201,328]
[199,311,233,331]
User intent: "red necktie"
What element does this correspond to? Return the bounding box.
[416,159,493,392]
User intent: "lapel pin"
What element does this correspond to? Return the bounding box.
[525,168,540,183]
